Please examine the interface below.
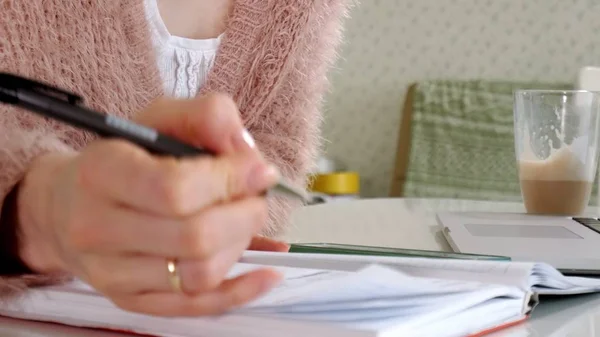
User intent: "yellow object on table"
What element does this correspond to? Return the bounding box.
[308,172,360,196]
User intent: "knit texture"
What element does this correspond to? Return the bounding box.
[0,0,351,296]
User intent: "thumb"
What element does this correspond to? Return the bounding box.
[135,94,254,154]
[192,151,280,206]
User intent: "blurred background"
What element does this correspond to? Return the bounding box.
[312,0,600,201]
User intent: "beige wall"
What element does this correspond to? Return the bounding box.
[322,0,600,197]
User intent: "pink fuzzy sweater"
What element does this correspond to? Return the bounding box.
[0,0,349,295]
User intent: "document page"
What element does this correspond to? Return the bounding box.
[241,251,535,290]
[531,263,600,295]
[0,262,525,337]
[234,263,524,326]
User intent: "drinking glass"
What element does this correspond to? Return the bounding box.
[514,90,600,215]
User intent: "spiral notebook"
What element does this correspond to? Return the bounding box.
[1,251,600,337]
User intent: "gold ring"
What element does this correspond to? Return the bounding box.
[166,259,182,293]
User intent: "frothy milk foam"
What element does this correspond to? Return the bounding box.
[518,135,593,215]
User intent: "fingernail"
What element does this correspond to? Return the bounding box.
[232,129,256,151]
[248,163,280,192]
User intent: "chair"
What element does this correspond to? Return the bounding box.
[389,79,593,202]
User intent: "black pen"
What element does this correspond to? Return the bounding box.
[0,72,308,202]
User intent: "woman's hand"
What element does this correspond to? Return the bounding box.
[15,94,286,316]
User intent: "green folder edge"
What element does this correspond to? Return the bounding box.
[289,243,511,261]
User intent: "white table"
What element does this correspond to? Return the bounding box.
[1,198,599,336]
[285,198,543,252]
[286,198,600,337]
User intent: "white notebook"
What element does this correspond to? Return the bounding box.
[1,251,600,337]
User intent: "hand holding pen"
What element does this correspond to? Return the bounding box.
[0,73,295,316]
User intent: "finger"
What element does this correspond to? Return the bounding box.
[84,241,248,295]
[75,197,269,259]
[135,94,255,154]
[134,152,278,216]
[112,269,282,317]
[248,237,290,252]
[170,196,269,259]
[80,140,279,216]
[178,238,251,295]
[66,200,180,256]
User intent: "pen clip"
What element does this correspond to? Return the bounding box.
[0,72,83,105]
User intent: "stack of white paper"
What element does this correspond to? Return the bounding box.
[1,252,600,337]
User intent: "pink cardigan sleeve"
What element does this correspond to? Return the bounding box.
[0,106,77,295]
[0,117,76,209]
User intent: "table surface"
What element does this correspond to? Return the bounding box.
[2,198,600,337]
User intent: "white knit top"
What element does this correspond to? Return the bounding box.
[144,0,221,99]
